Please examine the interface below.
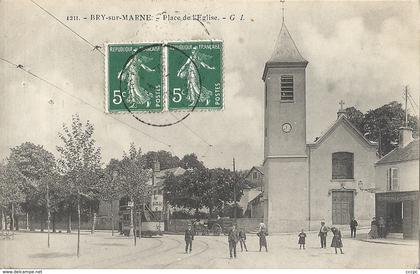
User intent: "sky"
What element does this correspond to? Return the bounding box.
[0,0,419,170]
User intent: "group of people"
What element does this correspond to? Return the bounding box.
[184,219,359,257]
[368,216,387,239]
[316,221,344,254]
[228,222,268,258]
[184,222,268,258]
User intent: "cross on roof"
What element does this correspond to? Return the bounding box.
[339,100,345,110]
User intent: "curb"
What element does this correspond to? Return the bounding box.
[359,238,417,246]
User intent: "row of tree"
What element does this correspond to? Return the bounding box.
[0,114,246,255]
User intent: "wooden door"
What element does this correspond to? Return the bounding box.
[332,191,354,225]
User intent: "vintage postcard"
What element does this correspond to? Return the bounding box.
[0,0,419,272]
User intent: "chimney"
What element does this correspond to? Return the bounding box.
[398,126,414,148]
[153,160,160,172]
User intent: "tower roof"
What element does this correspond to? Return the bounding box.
[269,22,307,63]
[262,21,308,81]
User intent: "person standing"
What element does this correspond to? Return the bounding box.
[368,217,378,239]
[238,228,248,252]
[184,223,194,253]
[330,227,344,254]
[257,223,268,252]
[228,224,239,258]
[318,221,329,248]
[298,229,307,250]
[350,217,358,238]
[378,217,386,238]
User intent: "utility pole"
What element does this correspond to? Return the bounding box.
[232,158,237,223]
[47,181,50,248]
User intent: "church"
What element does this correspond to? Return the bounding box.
[262,19,379,232]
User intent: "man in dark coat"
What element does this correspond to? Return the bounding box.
[184,223,194,253]
[228,224,239,258]
[350,217,358,238]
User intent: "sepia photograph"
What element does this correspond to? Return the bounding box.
[0,0,419,271]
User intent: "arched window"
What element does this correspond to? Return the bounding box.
[332,152,354,179]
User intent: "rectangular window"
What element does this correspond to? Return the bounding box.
[387,168,399,191]
[332,152,354,180]
[280,75,294,101]
[252,172,258,180]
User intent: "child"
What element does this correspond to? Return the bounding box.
[298,229,306,249]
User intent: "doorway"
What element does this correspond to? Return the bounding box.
[386,202,403,233]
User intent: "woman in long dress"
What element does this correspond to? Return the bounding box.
[118,54,155,108]
[330,227,344,254]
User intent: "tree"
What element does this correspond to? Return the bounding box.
[8,142,56,246]
[0,162,25,236]
[143,150,180,170]
[117,143,151,244]
[163,166,246,218]
[345,101,419,156]
[344,107,364,133]
[180,153,205,170]
[100,159,124,236]
[56,114,102,256]
[164,168,210,215]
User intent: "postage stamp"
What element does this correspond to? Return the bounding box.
[106,43,163,113]
[167,41,223,111]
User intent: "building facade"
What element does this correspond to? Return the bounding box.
[263,20,378,232]
[375,128,419,238]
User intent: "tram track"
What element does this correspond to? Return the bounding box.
[106,236,184,268]
[75,236,165,268]
[161,238,211,268]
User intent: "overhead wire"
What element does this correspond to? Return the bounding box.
[29,0,217,159]
[0,57,172,148]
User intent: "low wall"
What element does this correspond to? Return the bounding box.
[16,216,118,232]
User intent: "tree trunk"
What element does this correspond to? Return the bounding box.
[52,212,56,233]
[1,208,4,236]
[26,212,29,231]
[91,212,97,234]
[67,208,72,233]
[111,201,114,236]
[15,215,19,230]
[40,216,44,232]
[30,211,35,231]
[47,183,51,248]
[11,203,15,239]
[77,198,81,257]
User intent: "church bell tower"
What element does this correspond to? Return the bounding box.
[262,14,309,232]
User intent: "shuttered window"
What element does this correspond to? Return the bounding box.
[387,168,399,191]
[280,75,294,101]
[332,152,354,179]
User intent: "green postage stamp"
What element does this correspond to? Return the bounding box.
[106,41,223,113]
[167,41,223,111]
[106,44,163,112]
